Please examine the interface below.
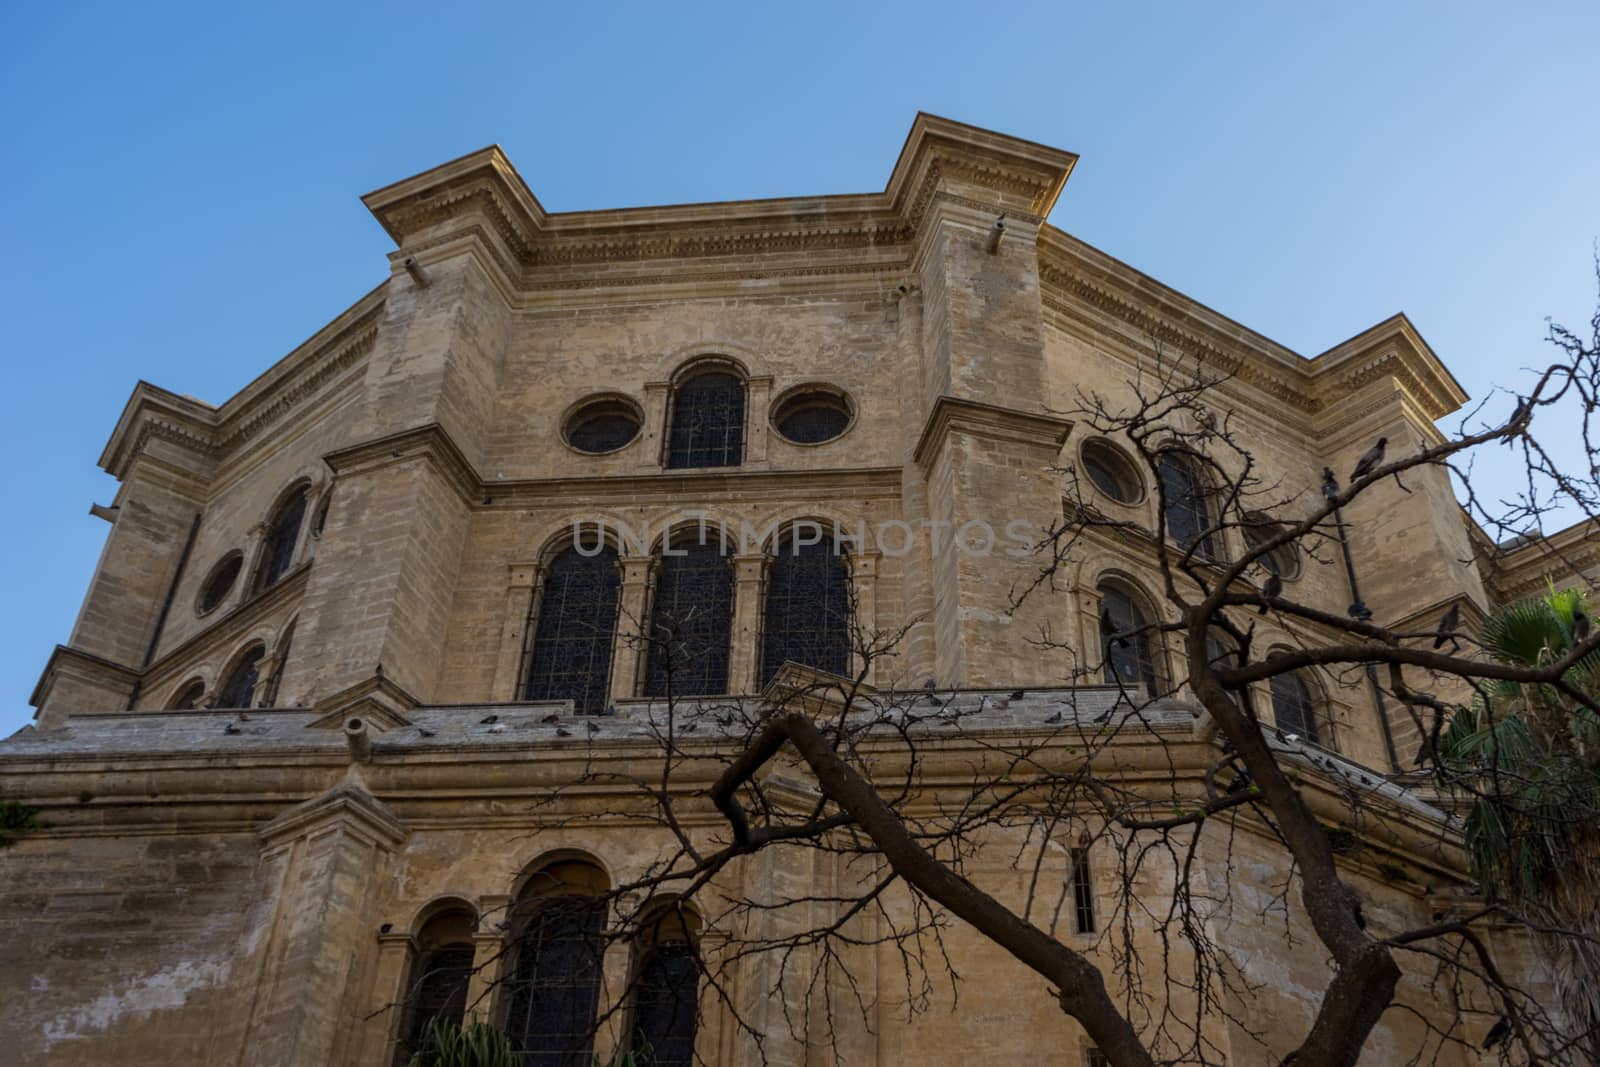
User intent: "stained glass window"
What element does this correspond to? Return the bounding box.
[253,486,309,594]
[504,897,606,1066]
[567,399,642,454]
[1157,453,1217,560]
[1271,671,1321,745]
[773,390,850,445]
[761,538,850,684]
[666,371,744,469]
[215,645,265,709]
[643,536,733,698]
[1099,584,1159,694]
[523,545,621,715]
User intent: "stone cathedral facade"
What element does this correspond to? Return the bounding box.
[3,116,1589,1066]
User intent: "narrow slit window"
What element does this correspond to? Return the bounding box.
[1070,847,1096,934]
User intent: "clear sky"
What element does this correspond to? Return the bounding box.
[2,1,1595,736]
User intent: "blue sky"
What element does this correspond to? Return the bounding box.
[2,1,1596,735]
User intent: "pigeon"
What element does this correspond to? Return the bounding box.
[238,711,250,721]
[1044,711,1063,724]
[1259,573,1282,614]
[925,694,941,707]
[555,727,572,738]
[680,722,698,733]
[1574,606,1592,643]
[417,727,435,738]
[1433,603,1461,649]
[1502,395,1530,443]
[586,720,600,734]
[489,723,506,733]
[479,714,500,725]
[1350,437,1388,482]
[375,662,384,678]
[1010,689,1026,700]
[223,722,241,735]
[921,678,937,690]
[1482,1016,1510,1050]
[539,713,561,725]
[1321,467,1341,502]
[1100,607,1128,650]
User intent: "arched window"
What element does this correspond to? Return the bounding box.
[666,369,745,469]
[170,678,206,710]
[760,532,851,685]
[1098,582,1160,694]
[215,645,266,709]
[253,485,310,594]
[394,906,477,1067]
[1157,453,1217,560]
[627,905,701,1066]
[505,861,609,1066]
[1270,671,1323,745]
[523,544,621,715]
[643,531,733,698]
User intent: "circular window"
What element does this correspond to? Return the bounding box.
[564,395,642,455]
[772,387,852,445]
[1080,438,1142,504]
[196,552,243,616]
[1243,516,1301,580]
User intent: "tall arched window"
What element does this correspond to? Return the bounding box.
[523,544,621,715]
[643,531,733,698]
[1270,670,1323,745]
[214,645,266,709]
[666,369,745,469]
[1098,582,1160,694]
[505,861,609,1066]
[761,532,851,684]
[1157,453,1217,560]
[627,905,701,1067]
[253,485,310,594]
[394,906,477,1067]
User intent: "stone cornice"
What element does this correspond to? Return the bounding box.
[912,396,1073,471]
[1037,228,1470,426]
[29,645,140,709]
[258,782,408,851]
[99,291,384,482]
[1478,517,1600,602]
[362,113,1076,289]
[323,422,484,507]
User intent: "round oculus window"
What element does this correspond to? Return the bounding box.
[1081,438,1142,505]
[565,397,642,454]
[773,389,852,445]
[196,552,243,616]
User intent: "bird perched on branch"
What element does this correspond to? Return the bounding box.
[1259,573,1282,614]
[1482,1015,1510,1050]
[1321,467,1341,502]
[1350,437,1388,482]
[1501,395,1531,444]
[1433,603,1461,650]
[1574,605,1592,643]
[1100,607,1128,649]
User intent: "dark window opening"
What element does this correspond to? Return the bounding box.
[505,897,606,1066]
[644,536,733,698]
[215,646,265,709]
[567,399,642,455]
[1081,439,1141,505]
[629,942,698,1066]
[666,371,744,469]
[523,545,621,715]
[254,487,309,594]
[171,678,205,710]
[1157,454,1217,560]
[761,538,850,684]
[197,553,242,615]
[773,390,850,445]
[1100,584,1159,694]
[1070,847,1096,934]
[394,942,475,1067]
[1271,671,1321,745]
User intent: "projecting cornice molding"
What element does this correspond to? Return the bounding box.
[361,113,1077,286]
[1037,230,1470,427]
[912,396,1073,471]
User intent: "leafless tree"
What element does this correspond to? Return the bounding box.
[401,281,1600,1067]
